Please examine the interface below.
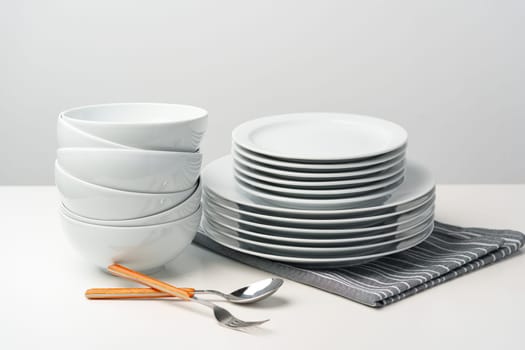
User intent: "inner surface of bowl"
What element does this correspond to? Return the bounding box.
[62,103,208,124]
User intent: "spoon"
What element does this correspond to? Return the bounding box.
[85,277,284,304]
[105,264,268,329]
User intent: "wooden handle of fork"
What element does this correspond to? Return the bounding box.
[85,287,196,299]
[107,264,191,301]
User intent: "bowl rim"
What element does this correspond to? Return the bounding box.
[61,103,208,126]
[58,115,134,149]
[57,146,202,158]
[55,160,198,196]
[61,204,202,230]
[60,181,202,224]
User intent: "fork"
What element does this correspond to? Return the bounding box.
[107,264,268,329]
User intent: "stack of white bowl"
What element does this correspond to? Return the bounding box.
[56,103,207,273]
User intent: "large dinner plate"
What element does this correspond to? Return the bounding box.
[200,222,434,268]
[232,113,408,162]
[233,159,406,189]
[201,218,433,257]
[204,191,434,229]
[203,202,434,237]
[202,156,435,218]
[233,143,406,171]
[233,149,405,180]
[203,208,434,246]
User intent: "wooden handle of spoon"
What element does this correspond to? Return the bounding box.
[107,264,191,301]
[85,287,196,299]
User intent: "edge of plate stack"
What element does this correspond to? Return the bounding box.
[201,113,435,268]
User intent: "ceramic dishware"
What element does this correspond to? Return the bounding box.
[201,220,434,268]
[55,161,197,220]
[202,155,435,218]
[233,142,406,171]
[61,182,202,226]
[57,115,131,149]
[233,147,406,180]
[61,103,208,152]
[232,113,407,162]
[57,148,202,193]
[61,206,202,272]
[202,217,434,257]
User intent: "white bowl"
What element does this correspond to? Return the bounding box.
[57,148,202,193]
[55,161,197,220]
[61,206,202,272]
[61,182,202,226]
[61,103,208,152]
[57,115,131,149]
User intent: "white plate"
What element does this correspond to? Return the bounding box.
[203,203,434,236]
[202,155,435,217]
[234,166,405,199]
[201,222,434,268]
[233,159,405,189]
[233,149,405,180]
[204,208,434,245]
[202,218,433,257]
[233,142,406,171]
[236,174,401,209]
[205,186,434,220]
[204,191,434,228]
[232,113,407,162]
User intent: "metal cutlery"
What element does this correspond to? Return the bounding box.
[105,264,269,329]
[85,277,283,304]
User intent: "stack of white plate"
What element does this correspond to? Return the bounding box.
[201,113,435,268]
[56,103,207,272]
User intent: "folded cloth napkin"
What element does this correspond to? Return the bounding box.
[194,221,525,307]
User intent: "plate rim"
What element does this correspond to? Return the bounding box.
[232,113,408,162]
[204,190,436,225]
[203,208,435,245]
[233,149,406,180]
[201,155,436,215]
[233,142,407,170]
[200,221,434,264]
[203,202,435,235]
[235,175,402,209]
[233,166,405,197]
[233,158,406,188]
[201,217,434,254]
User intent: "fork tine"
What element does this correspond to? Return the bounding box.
[227,318,269,328]
[193,296,268,329]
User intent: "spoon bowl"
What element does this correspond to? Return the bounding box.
[225,278,284,304]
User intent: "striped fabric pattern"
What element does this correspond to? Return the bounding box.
[194,221,525,307]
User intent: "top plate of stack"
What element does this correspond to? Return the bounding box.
[231,113,408,208]
[232,113,407,163]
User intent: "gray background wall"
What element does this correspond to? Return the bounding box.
[2,0,524,184]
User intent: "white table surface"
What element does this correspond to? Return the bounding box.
[1,185,524,349]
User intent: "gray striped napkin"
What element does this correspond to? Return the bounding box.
[194,221,524,307]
